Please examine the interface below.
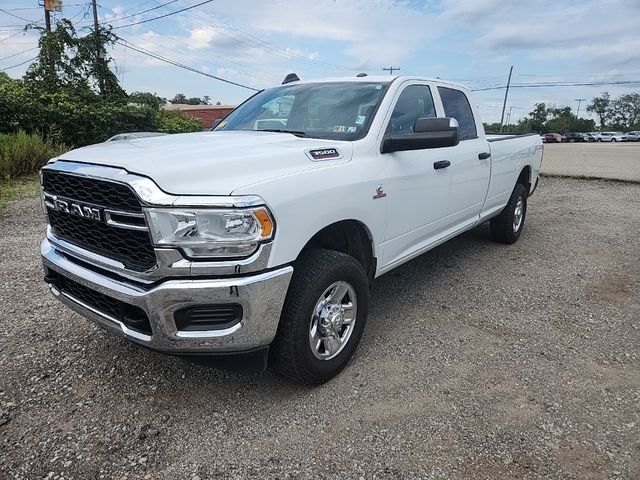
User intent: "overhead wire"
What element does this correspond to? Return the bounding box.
[0,55,39,71]
[116,38,259,91]
[0,46,39,62]
[111,0,215,30]
[472,80,640,91]
[172,0,371,72]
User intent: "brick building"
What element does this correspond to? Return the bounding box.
[165,104,236,130]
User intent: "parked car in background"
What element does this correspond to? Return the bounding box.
[625,131,640,142]
[586,132,599,142]
[543,133,564,143]
[564,132,588,142]
[595,132,626,142]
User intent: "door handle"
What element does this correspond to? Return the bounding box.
[478,152,491,160]
[433,160,451,170]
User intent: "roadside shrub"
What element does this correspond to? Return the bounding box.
[157,110,203,133]
[0,131,68,180]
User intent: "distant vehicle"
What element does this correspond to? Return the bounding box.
[586,132,599,142]
[595,132,626,142]
[106,132,167,142]
[564,132,588,143]
[625,131,640,142]
[543,133,564,143]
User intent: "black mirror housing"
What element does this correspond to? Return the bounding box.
[382,117,459,153]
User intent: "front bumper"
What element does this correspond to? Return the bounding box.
[41,238,293,353]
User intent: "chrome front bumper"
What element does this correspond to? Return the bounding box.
[41,239,293,353]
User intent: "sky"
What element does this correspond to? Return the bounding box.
[1,0,640,123]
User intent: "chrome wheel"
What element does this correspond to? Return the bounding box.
[513,196,524,232]
[309,281,357,360]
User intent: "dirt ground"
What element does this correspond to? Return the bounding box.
[1,177,639,479]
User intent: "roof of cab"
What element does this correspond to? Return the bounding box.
[279,74,468,91]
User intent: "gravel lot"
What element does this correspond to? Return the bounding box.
[541,143,640,182]
[1,177,639,479]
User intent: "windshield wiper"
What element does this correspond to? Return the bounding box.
[257,128,306,137]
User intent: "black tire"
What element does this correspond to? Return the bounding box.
[611,138,617,142]
[270,249,370,385]
[597,138,602,142]
[490,183,528,244]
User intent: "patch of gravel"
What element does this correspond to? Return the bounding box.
[0,178,638,479]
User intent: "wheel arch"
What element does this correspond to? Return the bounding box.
[517,165,532,193]
[298,219,376,281]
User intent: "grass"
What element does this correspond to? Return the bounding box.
[0,175,41,214]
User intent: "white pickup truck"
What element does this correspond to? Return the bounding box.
[41,75,543,384]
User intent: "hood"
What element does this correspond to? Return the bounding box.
[55,131,353,195]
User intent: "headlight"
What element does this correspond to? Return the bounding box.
[146,207,274,258]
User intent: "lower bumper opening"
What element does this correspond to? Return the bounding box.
[45,268,152,336]
[174,304,243,332]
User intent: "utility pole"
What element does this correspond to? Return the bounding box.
[42,0,53,32]
[383,67,400,75]
[506,106,514,127]
[574,98,587,118]
[91,0,103,95]
[499,65,514,132]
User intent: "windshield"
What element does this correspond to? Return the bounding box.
[215,81,390,141]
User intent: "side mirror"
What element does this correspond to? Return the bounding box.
[210,118,223,130]
[381,117,459,153]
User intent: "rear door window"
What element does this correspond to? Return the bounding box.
[437,87,478,141]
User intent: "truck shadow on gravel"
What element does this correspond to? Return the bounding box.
[88,221,507,394]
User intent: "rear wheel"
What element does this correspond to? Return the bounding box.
[270,249,369,384]
[490,183,528,244]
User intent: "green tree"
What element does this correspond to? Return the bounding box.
[586,92,611,128]
[25,20,125,100]
[516,103,549,133]
[129,91,166,110]
[609,93,640,130]
[169,93,209,105]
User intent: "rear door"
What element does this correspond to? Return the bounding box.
[435,86,491,228]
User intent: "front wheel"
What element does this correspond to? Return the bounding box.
[611,138,617,142]
[270,249,370,384]
[490,183,528,244]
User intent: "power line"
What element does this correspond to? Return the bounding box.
[472,80,640,91]
[0,55,38,71]
[123,26,277,84]
[0,8,42,23]
[0,46,39,62]
[105,0,179,24]
[170,0,370,72]
[0,30,24,44]
[116,38,259,91]
[515,72,640,78]
[111,0,215,30]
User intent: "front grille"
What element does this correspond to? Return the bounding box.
[43,170,142,212]
[53,272,152,335]
[43,170,156,272]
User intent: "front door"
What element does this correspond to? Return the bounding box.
[378,83,454,270]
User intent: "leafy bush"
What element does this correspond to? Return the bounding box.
[0,74,159,146]
[0,131,68,180]
[157,110,203,133]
